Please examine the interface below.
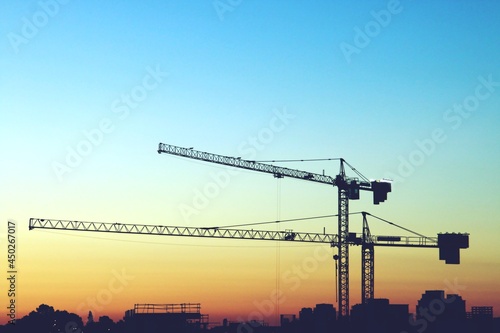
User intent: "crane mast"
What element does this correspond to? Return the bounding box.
[361,212,375,305]
[336,165,350,318]
[157,143,391,318]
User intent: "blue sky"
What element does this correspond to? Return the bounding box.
[1,0,500,322]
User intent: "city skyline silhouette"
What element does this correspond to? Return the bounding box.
[1,289,498,333]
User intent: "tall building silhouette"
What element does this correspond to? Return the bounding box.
[295,307,313,332]
[416,290,467,333]
[312,303,336,333]
[299,307,313,320]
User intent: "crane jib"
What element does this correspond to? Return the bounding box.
[28,218,452,250]
[158,143,337,185]
[157,143,392,204]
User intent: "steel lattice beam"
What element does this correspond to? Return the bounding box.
[338,187,350,318]
[29,218,341,244]
[29,216,459,316]
[361,245,374,304]
[158,143,339,186]
[29,218,440,248]
[361,212,375,305]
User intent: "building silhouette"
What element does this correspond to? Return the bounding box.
[350,298,409,333]
[299,307,313,321]
[123,303,208,333]
[210,319,277,333]
[470,306,493,320]
[313,303,336,333]
[282,303,337,333]
[415,290,467,333]
[280,314,296,328]
[1,297,499,333]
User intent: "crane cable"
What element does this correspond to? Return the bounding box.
[211,212,434,242]
[365,212,435,241]
[254,158,342,163]
[253,157,372,184]
[210,212,363,229]
[275,178,281,325]
[342,160,371,184]
[335,255,338,304]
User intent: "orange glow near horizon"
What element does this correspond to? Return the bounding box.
[4,232,499,327]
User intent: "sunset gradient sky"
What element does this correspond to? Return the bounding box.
[1,0,500,326]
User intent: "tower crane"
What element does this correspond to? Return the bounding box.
[28,216,469,307]
[358,212,468,304]
[157,143,392,317]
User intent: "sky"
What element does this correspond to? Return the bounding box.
[1,0,500,327]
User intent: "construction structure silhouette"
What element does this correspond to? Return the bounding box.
[28,143,469,321]
[157,143,392,318]
[29,213,468,317]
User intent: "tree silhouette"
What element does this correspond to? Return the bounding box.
[0,304,83,333]
[85,315,117,333]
